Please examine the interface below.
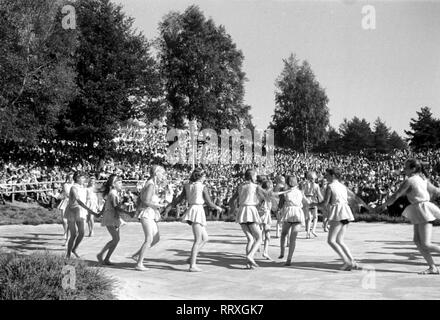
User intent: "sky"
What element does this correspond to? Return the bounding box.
[116,0,440,137]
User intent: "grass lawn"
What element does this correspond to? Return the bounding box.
[1,201,438,226]
[0,202,175,225]
[0,202,62,225]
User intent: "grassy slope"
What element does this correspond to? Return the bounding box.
[1,202,439,226]
[0,203,61,225]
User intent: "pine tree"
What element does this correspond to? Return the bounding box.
[339,117,373,152]
[373,118,391,153]
[405,107,440,150]
[388,131,407,150]
[270,54,329,152]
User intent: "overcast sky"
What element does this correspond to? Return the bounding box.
[116,0,440,136]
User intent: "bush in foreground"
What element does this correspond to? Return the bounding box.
[0,251,116,300]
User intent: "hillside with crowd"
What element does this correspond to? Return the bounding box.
[1,123,439,219]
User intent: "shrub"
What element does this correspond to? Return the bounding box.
[0,251,116,300]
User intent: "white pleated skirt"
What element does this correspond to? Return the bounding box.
[328,203,355,222]
[136,207,161,222]
[402,201,440,225]
[237,205,261,224]
[281,206,305,225]
[65,206,88,222]
[182,205,207,226]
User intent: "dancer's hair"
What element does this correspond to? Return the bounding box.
[65,173,74,183]
[73,171,86,183]
[261,180,272,190]
[87,176,96,187]
[326,167,341,179]
[190,167,205,182]
[406,158,429,178]
[286,175,298,188]
[244,169,255,181]
[103,174,121,197]
[307,171,317,180]
[257,175,267,185]
[275,175,285,184]
[149,165,165,178]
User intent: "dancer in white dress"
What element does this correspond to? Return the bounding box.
[65,171,97,259]
[273,175,286,238]
[279,176,308,266]
[86,176,99,237]
[302,171,323,238]
[230,169,289,269]
[164,168,223,272]
[97,175,133,266]
[132,165,167,271]
[376,159,440,274]
[320,177,330,232]
[259,180,274,261]
[57,174,73,246]
[312,168,360,271]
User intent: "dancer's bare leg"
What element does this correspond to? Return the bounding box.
[285,223,300,265]
[135,219,159,271]
[327,222,350,269]
[189,223,208,272]
[247,222,262,267]
[417,223,440,274]
[279,222,290,259]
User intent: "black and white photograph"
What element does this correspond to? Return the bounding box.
[1,0,440,305]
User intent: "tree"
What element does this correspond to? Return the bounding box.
[269,54,329,152]
[158,5,252,130]
[405,107,440,150]
[339,117,373,152]
[0,0,77,145]
[57,0,161,151]
[315,126,342,153]
[388,131,407,150]
[373,118,391,153]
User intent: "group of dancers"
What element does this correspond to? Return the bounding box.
[58,158,440,274]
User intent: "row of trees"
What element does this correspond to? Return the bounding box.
[405,107,440,151]
[317,117,407,153]
[269,54,436,153]
[1,0,435,158]
[0,0,252,157]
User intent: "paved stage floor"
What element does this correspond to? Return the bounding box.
[1,221,440,299]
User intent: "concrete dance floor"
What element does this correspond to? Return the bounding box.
[1,221,440,300]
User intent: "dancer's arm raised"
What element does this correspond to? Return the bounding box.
[376,180,410,212]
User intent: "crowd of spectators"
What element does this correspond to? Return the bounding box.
[1,123,440,217]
